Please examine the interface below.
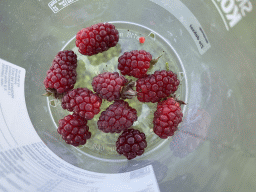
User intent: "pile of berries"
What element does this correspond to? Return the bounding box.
[43,23,185,160]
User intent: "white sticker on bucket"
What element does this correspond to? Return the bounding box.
[150,0,211,55]
[0,58,160,191]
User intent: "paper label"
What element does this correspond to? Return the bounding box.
[0,59,41,150]
[0,142,160,192]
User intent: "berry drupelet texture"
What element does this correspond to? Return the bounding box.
[43,50,77,98]
[61,88,102,120]
[57,114,91,146]
[97,100,137,133]
[136,70,180,103]
[153,97,183,139]
[92,72,128,101]
[116,128,147,160]
[76,23,119,56]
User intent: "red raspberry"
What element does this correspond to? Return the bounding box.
[118,50,153,78]
[92,72,128,101]
[57,114,91,146]
[97,100,137,133]
[61,88,102,120]
[75,23,119,56]
[136,70,180,103]
[43,50,77,98]
[139,37,145,43]
[116,128,147,160]
[153,97,183,139]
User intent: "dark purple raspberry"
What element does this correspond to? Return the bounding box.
[118,50,153,78]
[97,100,137,133]
[61,88,102,120]
[57,114,91,146]
[153,97,183,139]
[136,70,180,103]
[92,72,128,101]
[76,23,119,56]
[43,50,77,98]
[116,128,147,160]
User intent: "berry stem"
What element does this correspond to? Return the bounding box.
[166,62,169,71]
[148,54,163,71]
[177,100,187,106]
[120,80,137,99]
[150,54,163,66]
[42,92,52,97]
[42,88,64,99]
[169,93,187,105]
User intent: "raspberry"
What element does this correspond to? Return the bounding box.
[118,50,154,78]
[75,23,119,56]
[153,97,183,139]
[57,114,91,146]
[61,88,102,120]
[136,70,180,103]
[97,100,137,133]
[92,72,128,101]
[43,50,77,98]
[116,128,147,160]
